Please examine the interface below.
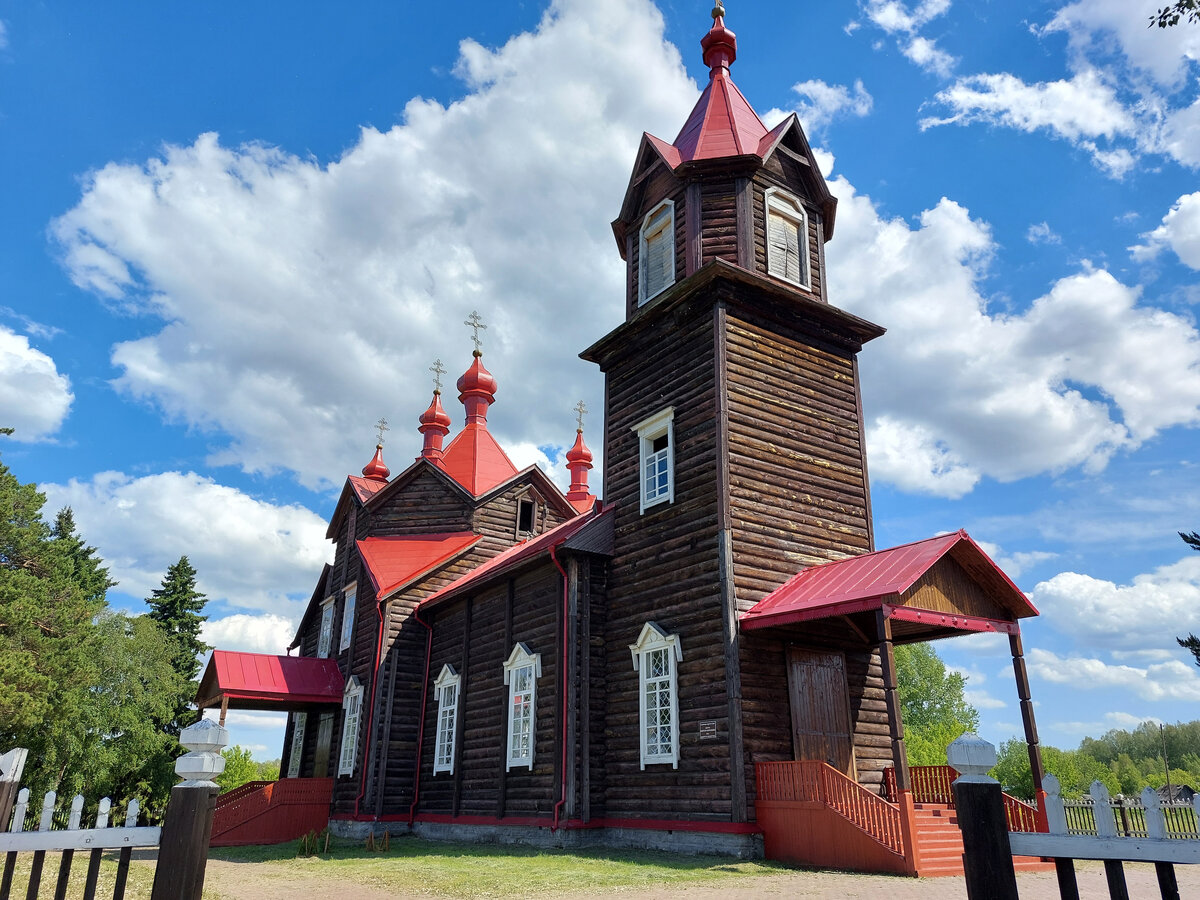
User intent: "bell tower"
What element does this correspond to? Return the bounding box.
[581,3,885,823]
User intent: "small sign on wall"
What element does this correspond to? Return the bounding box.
[699,720,718,741]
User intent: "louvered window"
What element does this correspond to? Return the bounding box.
[338,679,363,776]
[639,200,676,304]
[433,665,460,774]
[765,189,810,288]
[630,622,683,769]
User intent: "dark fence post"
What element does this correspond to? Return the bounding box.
[151,718,229,900]
[948,734,1019,900]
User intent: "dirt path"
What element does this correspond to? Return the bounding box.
[197,857,1200,899]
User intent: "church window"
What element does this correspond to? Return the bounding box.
[318,598,335,658]
[516,497,536,537]
[287,712,307,778]
[339,584,356,652]
[764,188,810,289]
[338,678,363,776]
[433,664,460,775]
[639,200,676,304]
[633,407,675,514]
[503,643,542,771]
[630,623,682,769]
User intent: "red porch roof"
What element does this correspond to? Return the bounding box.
[357,532,482,599]
[740,530,1038,632]
[196,650,344,711]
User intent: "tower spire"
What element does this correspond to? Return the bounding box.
[361,418,391,483]
[418,360,453,461]
[566,400,596,513]
[701,0,737,78]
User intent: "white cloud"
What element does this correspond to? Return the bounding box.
[1027,647,1200,702]
[1054,711,1164,736]
[202,613,297,655]
[42,471,329,614]
[764,79,873,135]
[202,709,287,729]
[0,326,73,440]
[50,0,696,492]
[862,0,951,35]
[974,540,1057,580]
[827,179,1200,496]
[1132,191,1200,269]
[903,36,956,77]
[965,690,1007,710]
[1027,222,1062,246]
[0,21,8,50]
[1030,555,1200,650]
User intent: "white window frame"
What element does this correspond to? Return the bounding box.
[764,187,811,290]
[433,664,460,775]
[338,677,363,776]
[632,407,675,514]
[339,583,356,653]
[287,712,307,778]
[630,622,683,770]
[502,643,542,771]
[317,598,335,658]
[638,199,676,305]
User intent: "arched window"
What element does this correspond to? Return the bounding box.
[338,677,363,776]
[764,188,810,289]
[639,200,676,304]
[629,622,683,769]
[433,664,461,775]
[502,643,542,771]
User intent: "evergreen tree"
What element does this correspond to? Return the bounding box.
[1175,531,1200,666]
[146,556,209,686]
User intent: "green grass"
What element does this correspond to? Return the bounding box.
[2,849,157,900]
[209,835,790,897]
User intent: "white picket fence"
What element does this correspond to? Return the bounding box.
[3,789,161,852]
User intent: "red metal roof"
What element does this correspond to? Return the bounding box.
[197,650,344,709]
[436,425,519,496]
[672,72,768,163]
[348,474,387,504]
[422,508,611,609]
[740,531,1037,631]
[358,532,482,599]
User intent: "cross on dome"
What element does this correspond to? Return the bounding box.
[430,358,446,394]
[464,311,487,355]
[574,400,588,432]
[375,417,389,447]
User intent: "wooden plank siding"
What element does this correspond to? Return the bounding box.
[901,557,1011,621]
[699,178,739,265]
[625,169,687,320]
[367,467,473,537]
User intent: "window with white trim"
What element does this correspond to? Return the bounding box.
[630,622,682,769]
[632,407,675,514]
[287,712,307,778]
[317,599,335,658]
[433,664,460,775]
[339,584,356,652]
[338,677,363,776]
[638,200,675,304]
[502,643,542,771]
[764,188,810,289]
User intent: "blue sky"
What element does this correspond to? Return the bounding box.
[3,0,1200,761]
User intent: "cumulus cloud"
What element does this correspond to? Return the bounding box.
[763,79,873,135]
[974,539,1057,580]
[1028,647,1200,702]
[858,0,956,76]
[202,613,297,655]
[42,471,329,615]
[1027,222,1062,246]
[1132,191,1200,269]
[827,180,1200,496]
[0,326,73,440]
[1030,554,1200,650]
[903,36,956,77]
[51,0,696,491]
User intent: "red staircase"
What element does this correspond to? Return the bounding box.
[910,800,1055,877]
[210,777,333,847]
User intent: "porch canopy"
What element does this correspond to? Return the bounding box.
[196,650,344,721]
[740,529,1038,642]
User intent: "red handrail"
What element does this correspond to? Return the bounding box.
[883,766,1041,832]
[756,761,903,854]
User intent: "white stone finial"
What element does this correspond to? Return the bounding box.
[947,733,998,784]
[175,718,230,787]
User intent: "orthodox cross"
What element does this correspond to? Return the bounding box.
[375,417,389,446]
[430,358,446,393]
[464,311,487,353]
[574,400,588,432]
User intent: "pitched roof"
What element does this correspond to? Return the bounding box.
[422,507,614,609]
[357,532,482,600]
[348,474,388,503]
[436,424,520,496]
[196,650,344,711]
[740,530,1037,632]
[672,71,768,163]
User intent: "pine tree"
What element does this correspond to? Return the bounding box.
[146,556,209,684]
[1176,531,1200,666]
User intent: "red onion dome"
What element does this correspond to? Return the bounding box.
[456,351,498,398]
[361,444,390,482]
[701,4,737,74]
[566,430,593,466]
[419,391,452,430]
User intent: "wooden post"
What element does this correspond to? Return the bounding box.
[948,734,1018,900]
[1010,630,1047,828]
[876,612,916,873]
[150,718,229,900]
[0,749,27,833]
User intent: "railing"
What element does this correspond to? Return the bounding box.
[210,778,333,847]
[883,765,1041,832]
[1061,791,1200,839]
[757,760,903,854]
[213,781,274,813]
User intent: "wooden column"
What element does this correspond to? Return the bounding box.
[953,779,1019,900]
[877,611,917,874]
[496,580,514,818]
[685,182,702,276]
[735,177,753,270]
[452,598,472,818]
[1010,629,1047,824]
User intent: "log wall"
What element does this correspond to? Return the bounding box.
[625,166,687,319]
[751,162,825,302]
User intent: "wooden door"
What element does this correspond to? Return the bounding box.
[314,712,333,778]
[786,648,856,778]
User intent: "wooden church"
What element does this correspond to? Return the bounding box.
[198,5,1050,874]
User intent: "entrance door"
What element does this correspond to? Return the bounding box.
[786,648,856,778]
[314,712,334,777]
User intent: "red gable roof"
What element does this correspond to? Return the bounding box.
[348,474,388,503]
[740,530,1037,632]
[197,650,344,709]
[436,425,519,496]
[357,532,481,599]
